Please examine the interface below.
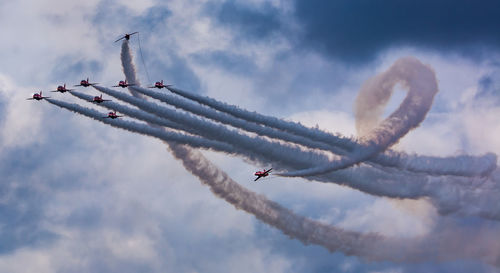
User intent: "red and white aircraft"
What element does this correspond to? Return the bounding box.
[103,110,123,119]
[114,32,138,42]
[90,94,111,104]
[113,80,136,88]
[27,91,50,101]
[75,77,98,87]
[148,80,172,89]
[254,168,272,181]
[50,84,74,93]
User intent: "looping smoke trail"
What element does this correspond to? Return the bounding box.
[115,44,500,221]
[280,57,440,177]
[94,40,500,265]
[165,86,496,177]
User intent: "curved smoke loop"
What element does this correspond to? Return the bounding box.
[47,40,500,266]
[280,57,442,177]
[114,42,498,265]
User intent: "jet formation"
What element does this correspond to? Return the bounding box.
[29,32,272,182]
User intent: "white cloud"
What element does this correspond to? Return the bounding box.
[0,74,45,149]
[0,248,54,273]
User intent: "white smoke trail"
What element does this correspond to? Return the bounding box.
[69,91,189,132]
[45,98,236,153]
[47,96,500,265]
[103,61,500,221]
[70,89,322,165]
[172,146,500,266]
[165,85,496,177]
[129,86,395,176]
[130,85,345,154]
[167,85,354,148]
[94,84,336,170]
[116,40,500,266]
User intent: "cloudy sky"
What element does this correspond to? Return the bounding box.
[1,0,500,272]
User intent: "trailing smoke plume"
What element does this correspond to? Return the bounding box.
[45,98,235,153]
[44,40,500,266]
[117,40,500,265]
[130,85,349,154]
[115,42,500,221]
[93,85,340,169]
[166,86,495,177]
[69,91,189,132]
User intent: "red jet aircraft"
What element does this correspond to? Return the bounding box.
[75,77,98,87]
[103,110,123,119]
[113,80,136,88]
[254,168,272,181]
[50,84,74,93]
[114,32,138,42]
[90,94,111,104]
[148,80,172,89]
[27,91,50,101]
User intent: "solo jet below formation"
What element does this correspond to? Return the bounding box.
[90,94,111,104]
[75,77,98,87]
[27,91,50,101]
[114,32,138,42]
[50,84,74,93]
[103,110,123,119]
[254,168,272,181]
[113,80,135,88]
[148,80,172,89]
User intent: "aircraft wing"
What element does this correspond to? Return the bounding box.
[254,176,262,181]
[26,98,35,100]
[111,85,120,87]
[114,37,125,43]
[50,90,60,93]
[74,84,82,87]
[130,31,139,35]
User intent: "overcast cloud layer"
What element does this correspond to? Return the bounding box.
[1,1,500,272]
